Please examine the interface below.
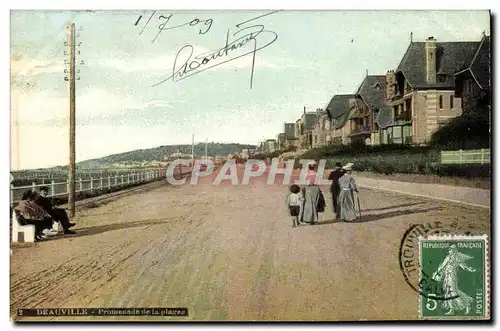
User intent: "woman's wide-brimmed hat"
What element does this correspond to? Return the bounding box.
[342,163,354,171]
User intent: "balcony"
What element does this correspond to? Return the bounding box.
[349,125,373,137]
[349,110,363,119]
[395,113,412,122]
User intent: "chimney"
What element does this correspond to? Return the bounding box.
[303,106,306,115]
[386,69,396,100]
[425,36,437,83]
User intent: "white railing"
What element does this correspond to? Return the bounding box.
[11,167,164,182]
[10,168,168,203]
[441,149,490,165]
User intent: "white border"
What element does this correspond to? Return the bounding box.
[418,235,489,320]
[4,2,498,330]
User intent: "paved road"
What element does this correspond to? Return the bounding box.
[10,167,491,321]
[355,176,490,208]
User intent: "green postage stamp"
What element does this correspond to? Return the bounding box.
[418,235,489,319]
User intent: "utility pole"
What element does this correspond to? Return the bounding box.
[205,138,208,161]
[67,23,76,218]
[191,133,195,167]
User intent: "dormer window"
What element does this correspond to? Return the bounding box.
[437,68,447,83]
[373,83,381,90]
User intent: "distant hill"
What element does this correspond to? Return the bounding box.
[72,143,257,169]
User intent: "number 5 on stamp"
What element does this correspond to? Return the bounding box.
[418,235,489,319]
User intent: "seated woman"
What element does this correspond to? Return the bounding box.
[14,190,57,241]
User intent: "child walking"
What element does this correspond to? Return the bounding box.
[286,184,303,227]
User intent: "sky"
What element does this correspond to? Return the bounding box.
[10,10,490,170]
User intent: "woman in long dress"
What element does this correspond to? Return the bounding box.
[431,244,476,315]
[337,163,359,222]
[300,161,322,224]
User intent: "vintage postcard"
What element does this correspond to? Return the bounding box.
[9,9,491,322]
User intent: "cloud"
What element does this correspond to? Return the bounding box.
[11,52,64,78]
[98,45,278,74]
[98,56,174,74]
[11,88,177,125]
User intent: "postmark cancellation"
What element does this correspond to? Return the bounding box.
[418,234,489,320]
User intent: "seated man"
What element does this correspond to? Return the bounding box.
[34,186,76,235]
[14,190,58,241]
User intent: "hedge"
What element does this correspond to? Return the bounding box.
[252,147,296,160]
[319,156,490,178]
[292,144,490,178]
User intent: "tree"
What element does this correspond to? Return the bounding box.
[430,109,490,150]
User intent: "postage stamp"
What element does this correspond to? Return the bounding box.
[418,235,489,319]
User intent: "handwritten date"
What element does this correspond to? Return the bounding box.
[135,11,213,43]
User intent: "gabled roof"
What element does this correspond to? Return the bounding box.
[302,112,318,131]
[356,75,386,111]
[456,35,491,90]
[374,105,393,129]
[325,94,354,120]
[284,123,295,138]
[334,108,353,130]
[397,40,479,89]
[470,36,490,89]
[352,75,394,128]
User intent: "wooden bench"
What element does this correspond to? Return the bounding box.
[11,211,35,243]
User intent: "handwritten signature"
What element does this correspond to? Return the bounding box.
[135,11,281,89]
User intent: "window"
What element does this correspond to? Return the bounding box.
[439,95,443,109]
[467,79,475,93]
[314,135,317,143]
[405,98,412,116]
[403,125,411,138]
[450,95,454,109]
[393,126,402,138]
